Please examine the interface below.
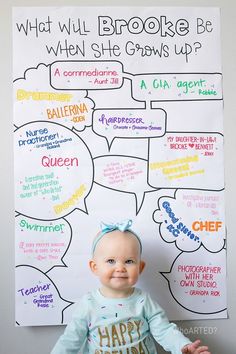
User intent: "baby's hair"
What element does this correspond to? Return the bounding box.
[92,220,142,255]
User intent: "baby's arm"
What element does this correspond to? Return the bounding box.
[145,293,191,353]
[146,293,211,354]
[51,301,88,354]
[182,340,211,354]
[51,319,87,354]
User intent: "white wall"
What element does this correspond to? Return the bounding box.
[0,0,235,353]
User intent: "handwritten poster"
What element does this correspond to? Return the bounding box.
[13,7,227,326]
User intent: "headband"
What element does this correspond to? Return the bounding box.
[92,219,142,254]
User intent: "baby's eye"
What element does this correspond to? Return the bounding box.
[125,259,135,264]
[106,259,115,264]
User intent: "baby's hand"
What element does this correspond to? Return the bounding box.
[181,339,211,354]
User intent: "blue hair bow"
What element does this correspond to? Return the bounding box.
[100,220,133,235]
[92,219,142,254]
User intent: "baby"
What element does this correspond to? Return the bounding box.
[51,220,211,354]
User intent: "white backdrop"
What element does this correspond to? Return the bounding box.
[13,6,227,327]
[0,0,236,353]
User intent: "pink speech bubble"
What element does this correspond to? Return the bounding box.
[161,248,227,314]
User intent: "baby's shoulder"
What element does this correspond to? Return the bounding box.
[80,289,98,303]
[72,290,99,315]
[134,287,149,299]
[134,288,161,308]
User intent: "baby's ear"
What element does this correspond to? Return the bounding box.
[89,259,98,274]
[139,260,146,274]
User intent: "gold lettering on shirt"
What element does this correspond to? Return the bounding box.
[127,322,134,343]
[112,325,122,347]
[134,320,141,340]
[119,323,127,345]
[98,326,110,347]
[96,320,149,352]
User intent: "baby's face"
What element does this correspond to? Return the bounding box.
[90,230,145,298]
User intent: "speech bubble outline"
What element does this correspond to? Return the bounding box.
[160,246,227,314]
[128,72,223,103]
[94,155,157,214]
[92,107,167,150]
[15,214,72,273]
[153,189,225,252]
[148,131,224,191]
[14,63,94,130]
[14,120,94,219]
[50,60,124,90]
[15,265,73,326]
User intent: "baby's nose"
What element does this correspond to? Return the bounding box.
[116,262,126,271]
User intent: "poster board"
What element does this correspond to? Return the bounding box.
[13,6,227,326]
